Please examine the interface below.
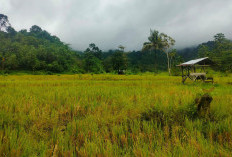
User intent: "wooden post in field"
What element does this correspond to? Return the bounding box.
[181,66,184,84]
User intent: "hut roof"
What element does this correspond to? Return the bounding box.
[177,57,214,67]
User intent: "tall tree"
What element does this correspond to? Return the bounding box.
[196,33,232,72]
[83,43,104,73]
[85,43,102,60]
[142,30,161,72]
[30,25,42,34]
[111,50,128,74]
[83,52,103,73]
[198,45,210,58]
[142,29,175,75]
[0,14,11,32]
[6,26,17,36]
[118,45,125,52]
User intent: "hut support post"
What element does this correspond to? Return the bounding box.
[182,66,188,84]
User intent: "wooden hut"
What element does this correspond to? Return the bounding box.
[177,57,214,83]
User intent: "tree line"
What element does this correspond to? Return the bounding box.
[0,14,231,74]
[178,33,232,72]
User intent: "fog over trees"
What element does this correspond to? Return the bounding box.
[0,14,232,74]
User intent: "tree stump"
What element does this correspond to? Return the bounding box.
[195,94,213,118]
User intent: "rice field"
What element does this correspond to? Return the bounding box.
[0,74,231,156]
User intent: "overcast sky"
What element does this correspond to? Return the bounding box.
[1,0,232,51]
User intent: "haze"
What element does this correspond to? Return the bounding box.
[1,0,232,51]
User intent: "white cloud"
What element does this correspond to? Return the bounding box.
[1,0,232,51]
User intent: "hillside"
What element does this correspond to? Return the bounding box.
[1,14,232,74]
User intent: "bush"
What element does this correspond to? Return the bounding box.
[171,67,181,76]
[71,66,84,74]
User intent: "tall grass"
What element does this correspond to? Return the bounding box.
[0,74,231,156]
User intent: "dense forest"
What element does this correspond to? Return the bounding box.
[0,14,232,74]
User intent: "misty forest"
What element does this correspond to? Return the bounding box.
[0,12,232,157]
[1,14,232,74]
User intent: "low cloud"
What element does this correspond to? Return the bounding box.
[1,0,232,51]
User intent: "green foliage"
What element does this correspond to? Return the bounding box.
[196,33,232,72]
[179,33,232,73]
[127,50,167,72]
[1,14,231,74]
[111,51,128,74]
[0,25,81,73]
[83,43,104,73]
[198,45,210,58]
[85,43,102,60]
[84,52,104,73]
[0,14,10,32]
[143,29,176,75]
